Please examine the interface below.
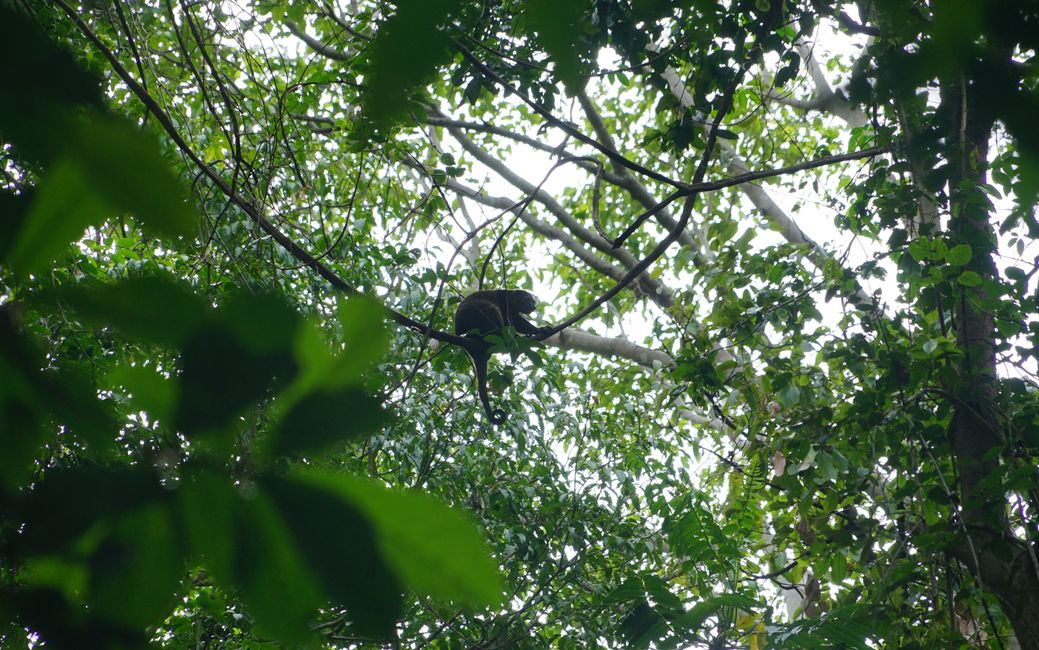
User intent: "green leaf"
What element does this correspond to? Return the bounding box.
[70,117,198,241]
[680,594,758,631]
[179,470,236,580]
[181,469,326,643]
[12,467,181,636]
[15,467,168,558]
[777,384,801,408]
[106,364,178,424]
[220,291,301,354]
[333,295,389,386]
[266,387,389,457]
[89,504,183,628]
[907,237,930,261]
[525,0,584,89]
[223,490,324,642]
[175,327,296,435]
[45,275,209,346]
[0,6,103,163]
[263,474,403,638]
[360,0,461,128]
[4,116,198,275]
[945,243,972,266]
[957,270,982,286]
[175,291,301,436]
[7,159,108,274]
[291,469,504,607]
[619,599,663,648]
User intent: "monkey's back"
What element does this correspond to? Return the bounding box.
[454,294,505,337]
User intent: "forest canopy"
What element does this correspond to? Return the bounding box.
[2,0,1039,648]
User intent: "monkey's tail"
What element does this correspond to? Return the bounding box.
[475,358,507,425]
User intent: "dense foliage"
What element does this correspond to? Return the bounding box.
[2,0,1039,648]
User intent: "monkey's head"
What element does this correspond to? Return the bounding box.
[509,290,537,314]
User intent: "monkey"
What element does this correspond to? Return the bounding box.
[453,289,547,424]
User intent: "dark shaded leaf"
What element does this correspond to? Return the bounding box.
[0,307,117,488]
[267,388,389,457]
[224,490,323,643]
[619,599,662,649]
[0,190,34,262]
[175,328,297,434]
[219,291,301,354]
[44,275,209,346]
[14,467,166,556]
[264,475,402,639]
[293,469,504,607]
[525,0,585,88]
[0,6,103,164]
[360,0,461,128]
[0,587,147,650]
[88,504,183,627]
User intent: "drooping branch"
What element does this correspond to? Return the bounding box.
[544,63,747,336]
[656,55,882,311]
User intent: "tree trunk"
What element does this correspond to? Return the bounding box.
[941,70,1039,649]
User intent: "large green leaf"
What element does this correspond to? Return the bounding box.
[43,275,209,346]
[263,474,402,638]
[4,116,197,275]
[290,469,504,607]
[359,0,461,129]
[524,0,585,89]
[175,327,296,434]
[266,387,389,457]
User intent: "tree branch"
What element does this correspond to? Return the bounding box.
[284,20,352,61]
[454,38,687,189]
[443,124,675,305]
